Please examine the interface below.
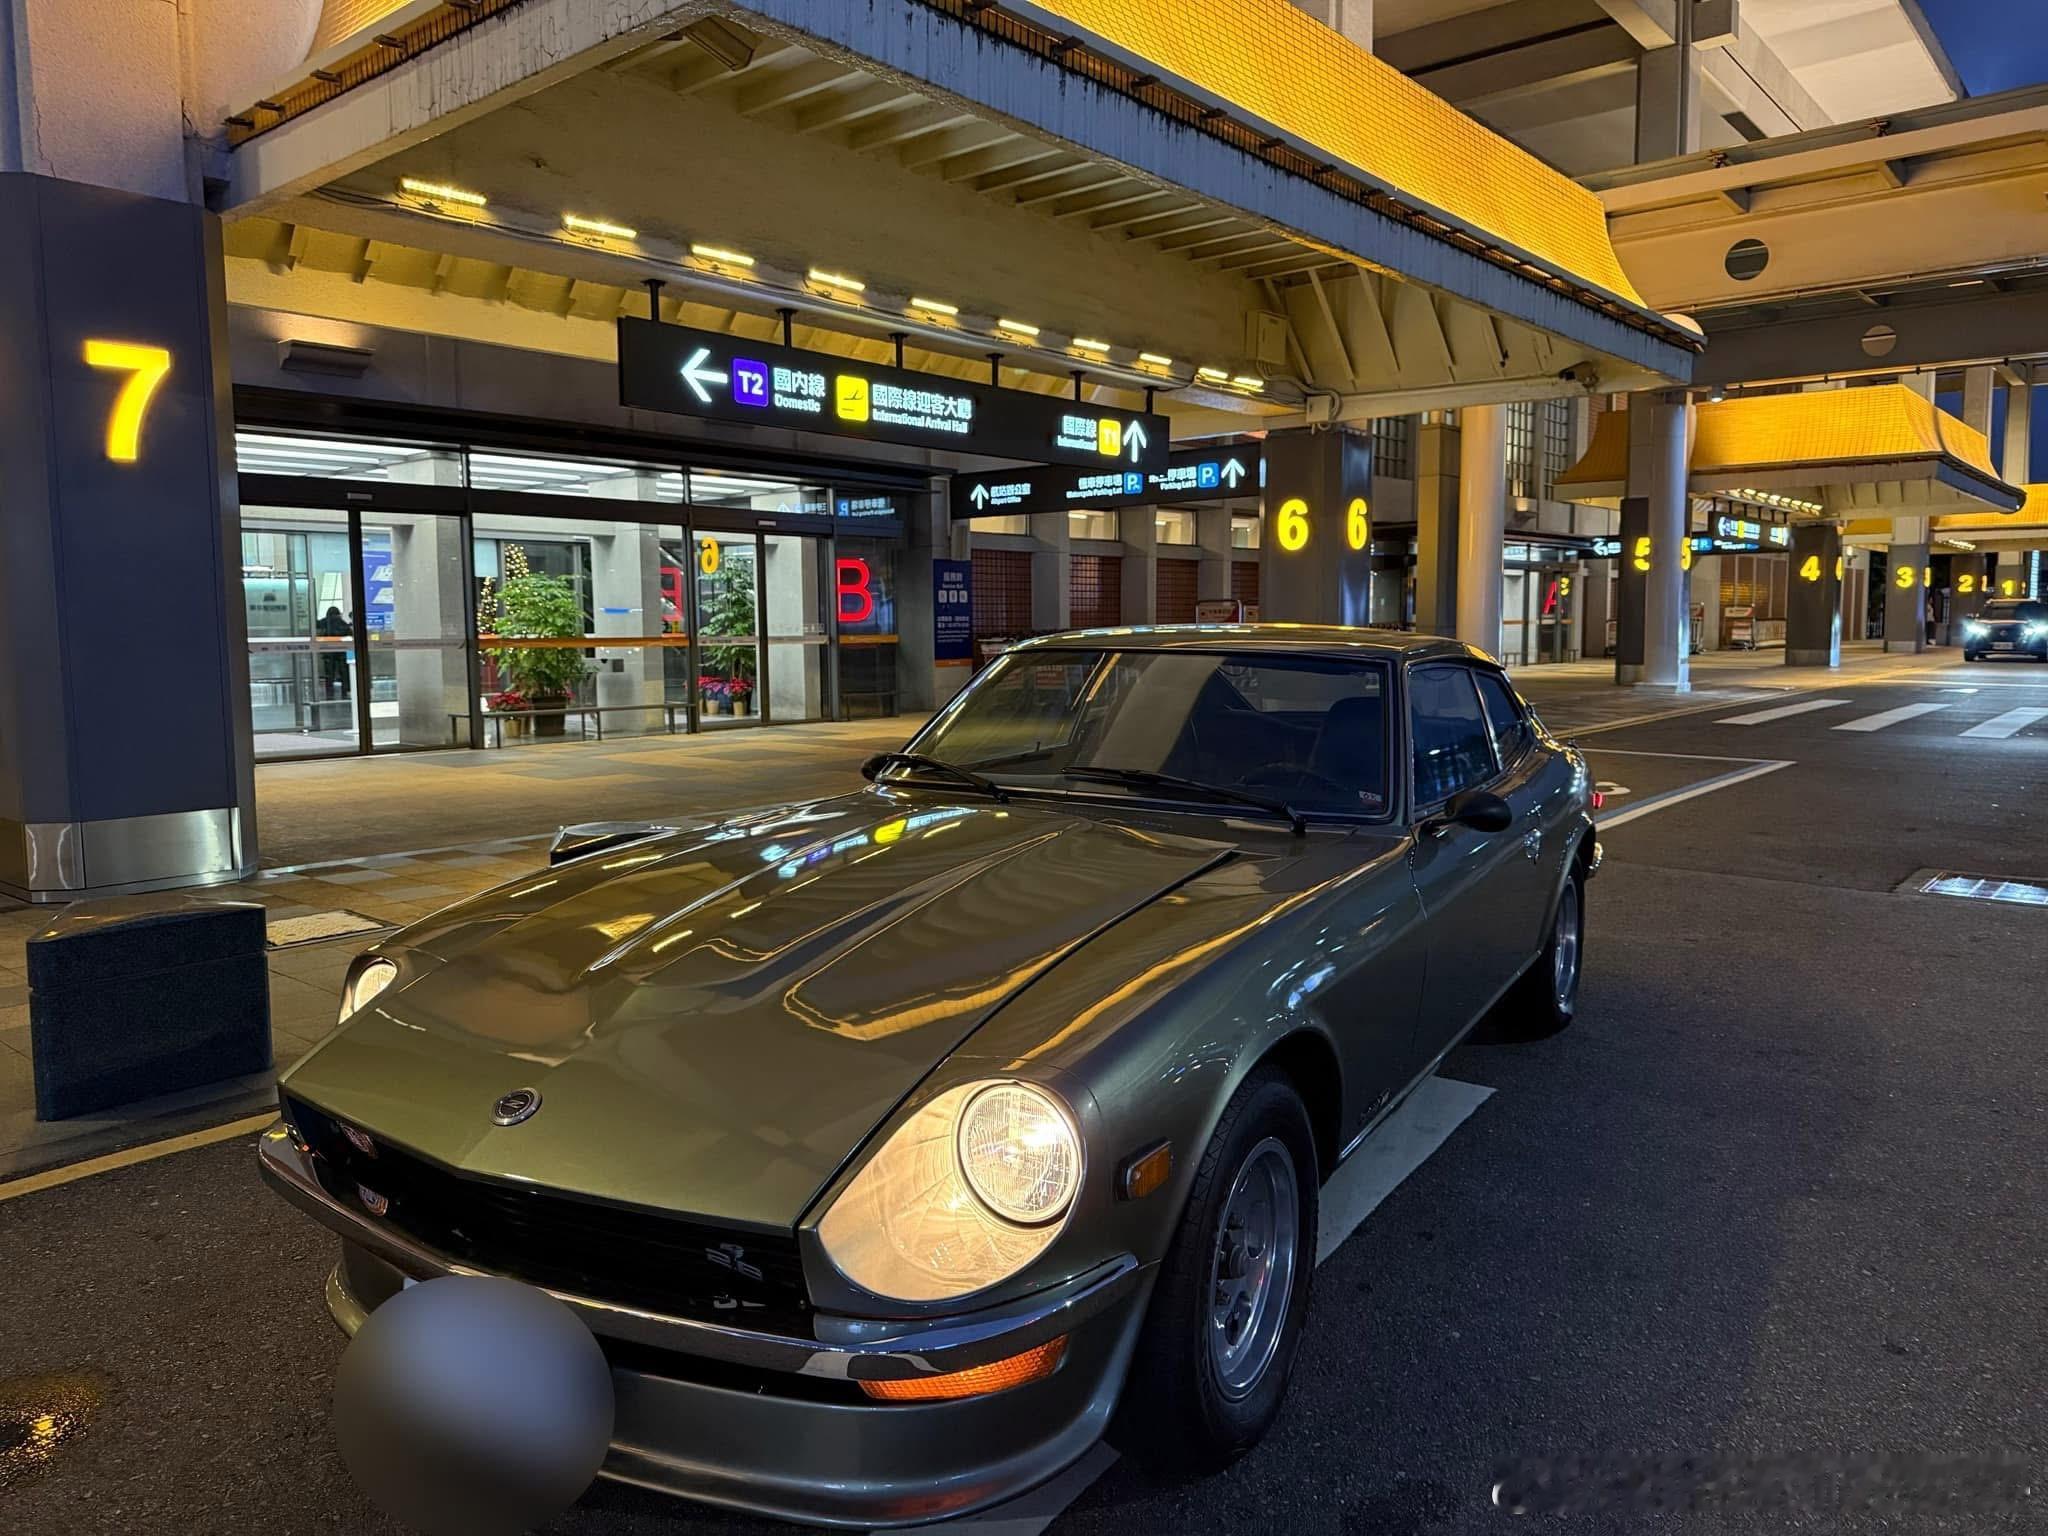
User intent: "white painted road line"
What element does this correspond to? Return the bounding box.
[1717,698,1852,726]
[1834,702,1949,733]
[1962,706,2048,740]
[1596,759,1794,831]
[937,1076,1495,1535]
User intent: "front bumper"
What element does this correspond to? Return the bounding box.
[260,1124,1152,1527]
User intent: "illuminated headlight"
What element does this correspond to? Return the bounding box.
[2026,622,2048,639]
[338,959,398,1022]
[1964,620,1989,636]
[817,1081,1084,1302]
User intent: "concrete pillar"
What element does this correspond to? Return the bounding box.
[1121,507,1159,625]
[1195,504,1234,603]
[2003,374,2033,482]
[1961,367,1995,438]
[1900,372,1936,401]
[1614,499,1649,680]
[1997,551,2038,600]
[1949,553,1990,633]
[1287,0,1372,49]
[1634,396,1693,690]
[1414,415,1460,635]
[1029,511,1071,632]
[1785,524,1844,667]
[902,480,951,712]
[1884,525,1930,653]
[1635,39,1702,163]
[1456,404,1506,655]
[1260,428,1373,625]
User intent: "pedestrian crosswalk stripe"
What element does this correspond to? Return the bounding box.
[1717,698,1852,725]
[1962,706,2048,740]
[1834,702,1949,733]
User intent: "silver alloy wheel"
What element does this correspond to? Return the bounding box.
[1553,878,1582,1011]
[1207,1136,1300,1401]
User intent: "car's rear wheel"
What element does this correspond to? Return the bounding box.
[1491,869,1584,1042]
[1112,1068,1317,1478]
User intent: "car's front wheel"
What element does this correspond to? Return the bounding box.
[1112,1068,1317,1478]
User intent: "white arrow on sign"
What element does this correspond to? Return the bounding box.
[1124,420,1149,463]
[1221,457,1247,488]
[679,346,729,405]
[969,483,991,508]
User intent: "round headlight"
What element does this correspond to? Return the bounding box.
[340,959,398,1021]
[956,1084,1081,1225]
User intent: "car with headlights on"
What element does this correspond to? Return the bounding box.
[260,626,1598,1528]
[1962,597,2048,662]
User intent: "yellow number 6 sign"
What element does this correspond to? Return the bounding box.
[84,340,172,463]
[1275,498,1310,552]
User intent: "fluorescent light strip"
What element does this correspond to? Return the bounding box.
[563,213,637,240]
[399,177,486,208]
[909,297,959,316]
[1140,353,1174,368]
[690,243,755,268]
[997,319,1041,337]
[1197,366,1230,382]
[1071,337,1112,353]
[807,268,866,293]
[1231,376,1266,391]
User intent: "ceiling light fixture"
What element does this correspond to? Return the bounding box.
[997,318,1041,337]
[1197,366,1230,383]
[690,243,755,268]
[1139,353,1174,369]
[562,213,636,240]
[399,177,486,208]
[1071,337,1112,354]
[909,296,959,317]
[1231,375,1266,392]
[807,268,866,293]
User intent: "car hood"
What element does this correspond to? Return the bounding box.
[282,794,1233,1231]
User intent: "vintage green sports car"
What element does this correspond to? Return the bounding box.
[260,625,1598,1528]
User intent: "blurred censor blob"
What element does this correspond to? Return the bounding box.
[334,1276,614,1536]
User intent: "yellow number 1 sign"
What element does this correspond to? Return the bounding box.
[84,340,172,462]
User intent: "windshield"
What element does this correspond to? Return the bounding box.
[902,648,1391,818]
[1980,600,2044,621]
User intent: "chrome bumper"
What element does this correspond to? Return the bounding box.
[257,1121,1142,1382]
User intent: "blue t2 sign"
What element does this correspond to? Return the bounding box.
[933,559,973,664]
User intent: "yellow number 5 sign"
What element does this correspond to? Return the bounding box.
[84,340,172,462]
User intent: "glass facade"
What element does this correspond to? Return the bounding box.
[234,429,912,759]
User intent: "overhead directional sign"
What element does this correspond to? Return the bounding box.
[953,444,1263,519]
[618,318,1170,471]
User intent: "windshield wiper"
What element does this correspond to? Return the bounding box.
[863,751,1009,802]
[1062,766,1305,836]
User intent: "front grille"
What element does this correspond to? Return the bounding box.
[285,1095,812,1333]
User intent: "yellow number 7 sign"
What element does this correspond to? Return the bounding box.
[84,340,173,462]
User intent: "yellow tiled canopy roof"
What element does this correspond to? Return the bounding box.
[1558,386,2011,495]
[1024,0,1649,310]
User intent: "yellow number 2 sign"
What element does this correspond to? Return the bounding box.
[83,340,172,463]
[1958,572,1978,594]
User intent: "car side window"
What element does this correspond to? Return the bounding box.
[1471,668,1533,766]
[1409,665,1499,808]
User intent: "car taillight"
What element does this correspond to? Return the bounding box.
[1591,790,1606,812]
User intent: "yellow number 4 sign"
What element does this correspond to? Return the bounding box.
[1799,554,1822,583]
[84,340,172,462]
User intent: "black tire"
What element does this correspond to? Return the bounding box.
[1111,1067,1318,1478]
[1964,652,1981,663]
[1491,868,1585,1042]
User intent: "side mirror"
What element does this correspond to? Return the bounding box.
[1439,789,1514,834]
[859,753,888,783]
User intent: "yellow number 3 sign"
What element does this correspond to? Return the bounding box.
[84,340,172,462]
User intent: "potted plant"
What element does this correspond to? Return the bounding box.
[485,570,588,737]
[487,687,533,737]
[699,557,758,719]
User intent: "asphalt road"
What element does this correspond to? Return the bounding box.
[3,663,2044,1535]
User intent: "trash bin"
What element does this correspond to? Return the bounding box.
[27,895,271,1120]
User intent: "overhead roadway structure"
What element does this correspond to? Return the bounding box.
[1554,385,2025,520]
[1847,488,2048,557]
[219,0,1697,444]
[1585,84,2048,388]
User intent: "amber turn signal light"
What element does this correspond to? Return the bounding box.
[858,1336,1068,1401]
[1118,1141,1173,1201]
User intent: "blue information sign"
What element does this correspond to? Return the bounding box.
[933,559,973,664]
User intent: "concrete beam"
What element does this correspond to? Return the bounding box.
[1694,287,2048,387]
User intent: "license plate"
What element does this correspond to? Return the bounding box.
[1993,641,2015,650]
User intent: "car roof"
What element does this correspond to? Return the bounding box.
[1010,623,1489,665]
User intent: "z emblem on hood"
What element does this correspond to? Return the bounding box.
[491,1088,542,1127]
